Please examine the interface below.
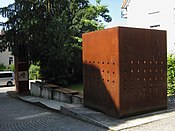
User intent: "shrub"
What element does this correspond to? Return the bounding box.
[0,62,15,71]
[29,63,41,80]
[9,64,15,71]
[0,63,6,71]
[167,53,175,96]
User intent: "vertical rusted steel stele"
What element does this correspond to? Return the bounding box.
[15,45,30,94]
[82,27,167,118]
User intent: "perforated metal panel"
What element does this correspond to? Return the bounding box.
[82,27,167,118]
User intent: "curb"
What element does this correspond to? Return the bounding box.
[60,106,109,129]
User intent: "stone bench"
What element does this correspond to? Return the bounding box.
[53,88,78,103]
[30,81,83,104]
[72,94,83,104]
[30,81,44,97]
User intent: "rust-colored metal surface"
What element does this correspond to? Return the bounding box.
[15,45,30,94]
[82,26,167,118]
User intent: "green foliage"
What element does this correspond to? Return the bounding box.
[8,64,15,71]
[167,53,175,96]
[29,63,41,80]
[0,0,112,85]
[0,62,14,71]
[68,83,83,94]
[0,63,6,71]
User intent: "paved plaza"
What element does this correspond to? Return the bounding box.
[0,86,106,131]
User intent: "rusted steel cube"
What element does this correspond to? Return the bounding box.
[82,27,167,118]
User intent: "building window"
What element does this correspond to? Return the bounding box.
[148,11,160,15]
[150,25,160,28]
[9,57,13,65]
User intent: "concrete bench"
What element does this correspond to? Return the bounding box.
[30,82,83,104]
[72,94,83,104]
[30,81,44,97]
[53,88,78,103]
[43,84,59,89]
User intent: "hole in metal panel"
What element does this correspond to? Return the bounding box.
[131,70,134,73]
[143,61,146,64]
[107,71,109,73]
[131,61,134,64]
[102,62,104,64]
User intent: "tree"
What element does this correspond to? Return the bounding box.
[167,54,175,96]
[0,0,112,85]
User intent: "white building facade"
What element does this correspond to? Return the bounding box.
[122,0,175,52]
[0,48,14,66]
[0,31,14,66]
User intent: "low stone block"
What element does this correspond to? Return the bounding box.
[53,90,72,103]
[72,94,84,104]
[41,86,52,100]
[30,82,41,97]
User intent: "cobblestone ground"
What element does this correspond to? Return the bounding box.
[0,87,107,131]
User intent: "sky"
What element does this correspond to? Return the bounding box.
[89,0,126,28]
[0,0,126,28]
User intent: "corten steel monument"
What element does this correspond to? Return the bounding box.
[15,45,30,94]
[82,27,167,118]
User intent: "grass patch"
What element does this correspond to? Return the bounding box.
[67,83,83,94]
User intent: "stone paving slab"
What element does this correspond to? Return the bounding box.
[20,96,64,110]
[61,103,175,130]
[8,92,175,131]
